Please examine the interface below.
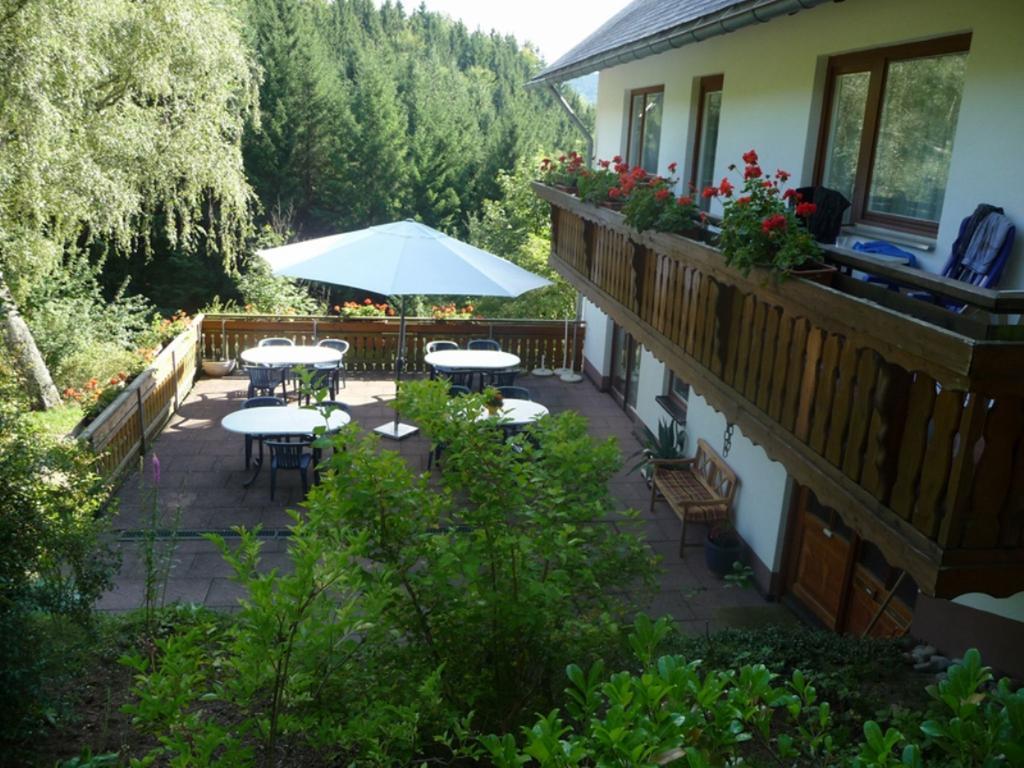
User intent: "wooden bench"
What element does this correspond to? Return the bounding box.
[649,438,739,557]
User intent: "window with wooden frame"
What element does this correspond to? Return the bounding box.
[656,371,689,423]
[626,86,664,173]
[690,75,723,211]
[815,34,971,236]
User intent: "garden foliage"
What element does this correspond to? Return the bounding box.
[122,380,655,762]
[0,380,118,747]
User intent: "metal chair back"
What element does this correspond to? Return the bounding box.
[258,337,294,347]
[426,340,459,354]
[497,386,531,401]
[468,338,501,351]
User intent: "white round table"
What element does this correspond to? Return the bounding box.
[478,399,549,426]
[240,346,342,367]
[424,349,520,371]
[222,405,351,435]
[222,406,352,487]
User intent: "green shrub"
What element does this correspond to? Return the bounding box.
[0,381,118,748]
[476,619,1023,768]
[123,380,656,762]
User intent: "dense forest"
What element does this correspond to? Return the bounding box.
[0,0,588,412]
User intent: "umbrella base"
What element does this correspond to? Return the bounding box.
[373,421,419,440]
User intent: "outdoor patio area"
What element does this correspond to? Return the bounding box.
[99,371,779,633]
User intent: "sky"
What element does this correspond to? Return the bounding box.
[385,0,631,63]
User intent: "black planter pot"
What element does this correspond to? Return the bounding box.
[704,533,742,578]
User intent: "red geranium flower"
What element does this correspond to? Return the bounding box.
[667,162,678,173]
[608,187,622,199]
[654,188,671,201]
[702,186,718,199]
[761,213,788,234]
[775,169,790,183]
[742,149,759,165]
[743,164,762,180]
[795,202,818,218]
[736,196,751,206]
[598,159,610,169]
[678,195,693,206]
[612,155,623,163]
[364,298,373,305]
[719,177,735,197]
[782,188,798,201]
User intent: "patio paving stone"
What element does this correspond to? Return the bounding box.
[97,372,779,634]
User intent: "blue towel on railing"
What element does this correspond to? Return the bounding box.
[852,240,918,268]
[961,213,1013,274]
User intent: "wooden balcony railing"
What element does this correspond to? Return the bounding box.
[200,314,584,373]
[535,182,1024,599]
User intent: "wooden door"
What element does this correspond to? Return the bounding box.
[786,487,854,629]
[785,485,916,636]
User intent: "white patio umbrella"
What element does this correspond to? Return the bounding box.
[259,220,551,439]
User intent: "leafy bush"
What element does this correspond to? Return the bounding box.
[476,619,1023,768]
[22,252,156,392]
[123,380,656,762]
[0,379,118,747]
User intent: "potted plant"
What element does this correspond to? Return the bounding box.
[539,151,586,193]
[705,149,836,283]
[704,519,743,578]
[576,158,620,205]
[483,387,504,416]
[202,321,236,377]
[630,418,687,483]
[621,161,703,237]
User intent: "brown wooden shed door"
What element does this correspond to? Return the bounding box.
[786,486,854,629]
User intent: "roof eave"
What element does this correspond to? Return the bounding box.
[528,0,834,87]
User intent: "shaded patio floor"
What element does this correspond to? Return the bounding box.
[99,371,781,633]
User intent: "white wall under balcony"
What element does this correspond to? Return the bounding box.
[581,298,612,377]
[634,349,666,434]
[683,393,791,576]
[592,0,1024,289]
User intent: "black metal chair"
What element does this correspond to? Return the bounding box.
[242,396,285,470]
[448,384,471,397]
[299,365,335,405]
[468,338,501,351]
[258,337,294,347]
[497,386,531,401]
[426,340,459,381]
[485,368,519,388]
[267,439,313,500]
[245,364,288,399]
[317,338,349,394]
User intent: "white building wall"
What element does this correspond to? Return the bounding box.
[593,0,1024,287]
[684,394,792,574]
[633,349,667,434]
[581,298,612,378]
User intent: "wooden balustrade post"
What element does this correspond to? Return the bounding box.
[583,219,595,279]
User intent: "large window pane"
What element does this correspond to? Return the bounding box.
[867,53,967,222]
[822,71,869,210]
[626,341,641,409]
[696,89,722,210]
[627,93,645,168]
[640,92,663,173]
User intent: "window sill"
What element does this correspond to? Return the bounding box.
[837,224,936,253]
[655,395,687,424]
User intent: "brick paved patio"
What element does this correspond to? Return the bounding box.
[98,371,781,633]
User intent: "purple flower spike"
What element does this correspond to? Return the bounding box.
[151,453,161,487]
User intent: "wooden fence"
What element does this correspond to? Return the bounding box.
[79,314,203,480]
[536,181,1024,598]
[200,314,585,373]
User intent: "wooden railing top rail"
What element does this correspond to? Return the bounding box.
[823,246,1024,314]
[534,182,1024,326]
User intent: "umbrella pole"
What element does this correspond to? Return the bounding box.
[374,295,419,440]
